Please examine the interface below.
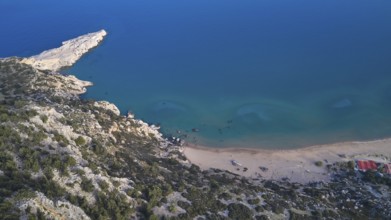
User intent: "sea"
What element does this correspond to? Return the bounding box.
[1,0,391,149]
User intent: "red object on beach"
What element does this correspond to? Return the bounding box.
[356,160,378,171]
[384,164,391,174]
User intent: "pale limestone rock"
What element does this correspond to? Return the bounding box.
[21,30,107,71]
[94,101,121,116]
[18,192,90,220]
[63,75,93,95]
[133,119,163,139]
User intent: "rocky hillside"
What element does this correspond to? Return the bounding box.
[0,58,391,219]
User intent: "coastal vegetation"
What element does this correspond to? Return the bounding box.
[314,161,323,167]
[0,57,390,219]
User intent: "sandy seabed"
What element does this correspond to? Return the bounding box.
[183,139,391,183]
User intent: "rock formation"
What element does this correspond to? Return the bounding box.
[21,30,107,71]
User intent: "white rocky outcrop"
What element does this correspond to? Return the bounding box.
[18,192,90,220]
[94,101,121,116]
[132,119,163,140]
[21,30,107,71]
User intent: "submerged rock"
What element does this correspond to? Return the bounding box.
[236,103,271,124]
[332,98,352,108]
[191,128,199,132]
[150,100,187,118]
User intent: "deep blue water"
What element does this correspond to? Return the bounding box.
[2,0,391,149]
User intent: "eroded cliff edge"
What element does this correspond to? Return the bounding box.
[0,31,390,219]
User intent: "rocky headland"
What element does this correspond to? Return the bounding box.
[0,30,390,219]
[21,30,107,71]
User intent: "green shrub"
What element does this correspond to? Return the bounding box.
[25,109,38,118]
[14,189,36,200]
[218,192,232,200]
[145,186,163,208]
[53,133,69,147]
[347,161,355,170]
[0,113,9,122]
[30,131,47,145]
[168,203,177,212]
[227,203,253,220]
[65,156,77,167]
[75,136,86,146]
[248,198,260,205]
[98,180,110,192]
[91,140,106,155]
[43,167,54,179]
[73,168,85,176]
[0,201,20,219]
[14,100,27,108]
[80,177,94,192]
[112,181,120,188]
[40,115,48,123]
[314,161,323,167]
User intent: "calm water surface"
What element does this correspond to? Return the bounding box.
[1,0,391,149]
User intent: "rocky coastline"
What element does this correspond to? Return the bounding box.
[21,30,107,71]
[0,30,390,219]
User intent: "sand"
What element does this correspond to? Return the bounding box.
[183,139,391,183]
[14,28,391,185]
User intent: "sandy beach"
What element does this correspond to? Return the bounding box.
[183,139,391,183]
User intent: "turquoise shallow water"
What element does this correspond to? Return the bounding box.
[1,0,391,149]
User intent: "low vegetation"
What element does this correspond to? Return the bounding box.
[0,58,390,219]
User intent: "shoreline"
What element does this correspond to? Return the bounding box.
[183,138,391,183]
[16,29,391,185]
